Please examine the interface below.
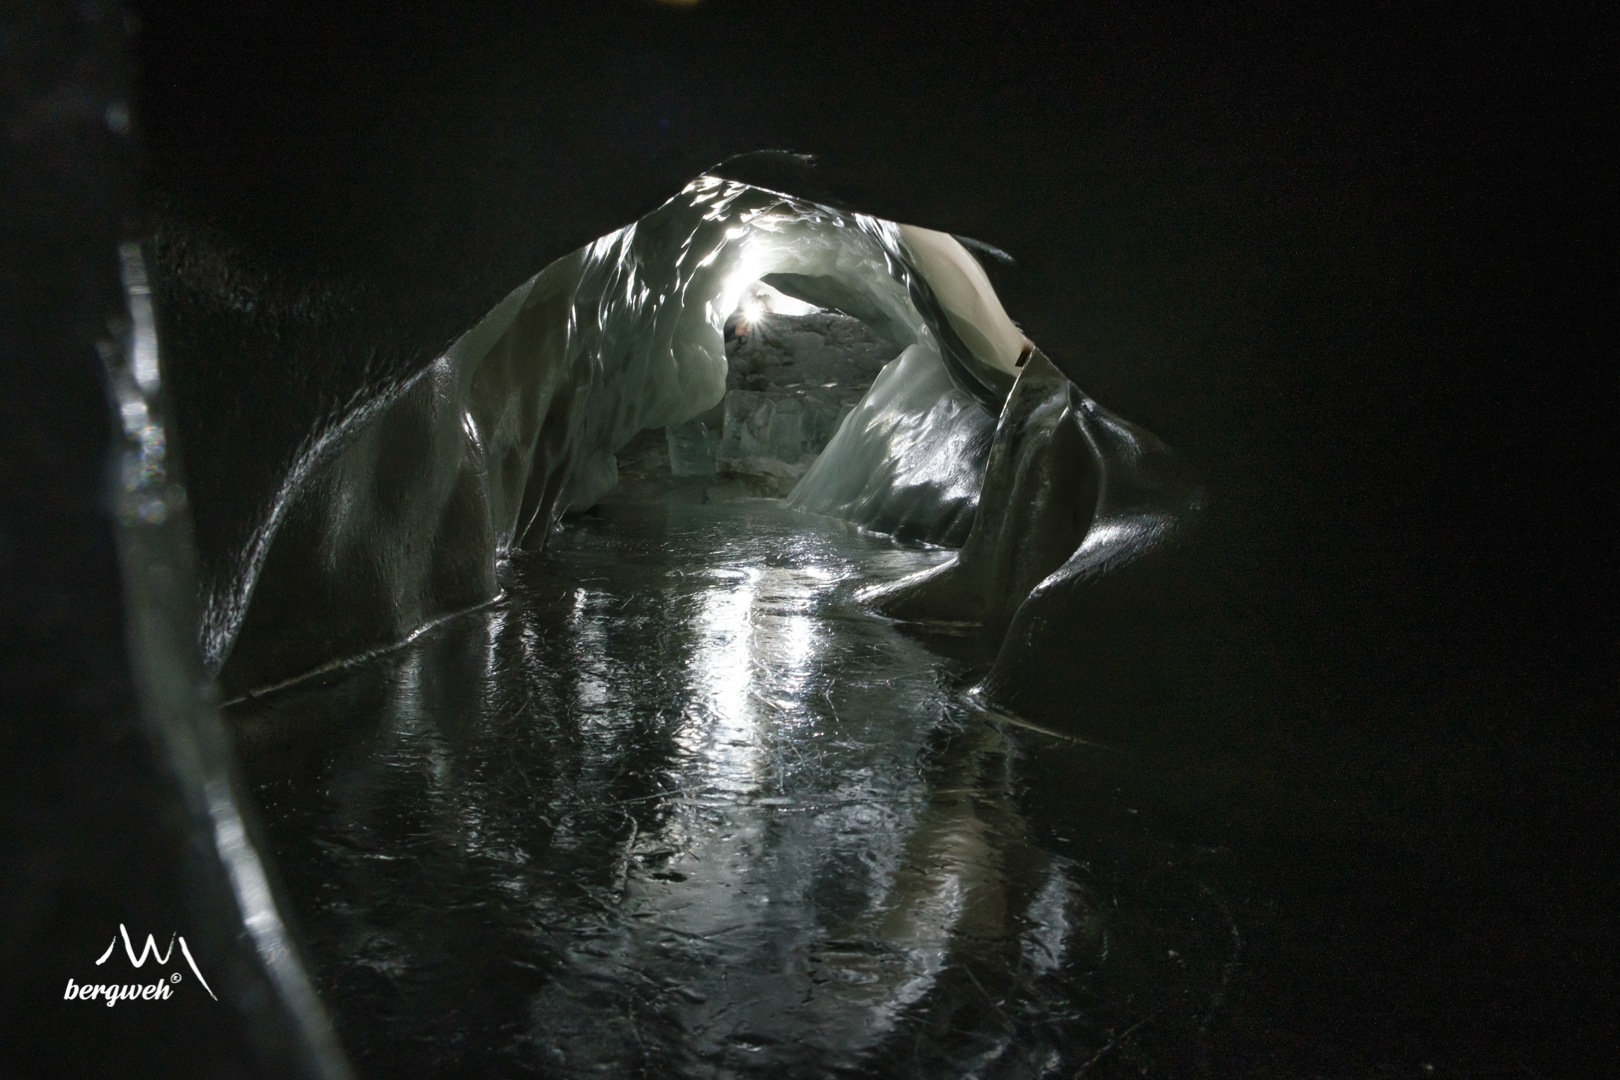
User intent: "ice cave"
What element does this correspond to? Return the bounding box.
[205,169,1201,712]
[101,165,1203,1077]
[12,6,1599,1078]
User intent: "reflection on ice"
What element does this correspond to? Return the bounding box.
[235,499,1109,1078]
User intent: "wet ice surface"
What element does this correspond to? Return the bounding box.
[234,499,1241,1079]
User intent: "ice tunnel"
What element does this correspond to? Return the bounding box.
[57,138,1236,1080]
[206,166,1204,733]
[113,162,1215,1078]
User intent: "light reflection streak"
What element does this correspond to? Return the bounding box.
[682,570,761,794]
[569,586,613,716]
[107,243,353,1079]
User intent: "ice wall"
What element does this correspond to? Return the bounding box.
[785,344,996,547]
[859,349,1096,635]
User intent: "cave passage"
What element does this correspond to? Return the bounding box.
[186,167,1209,1078]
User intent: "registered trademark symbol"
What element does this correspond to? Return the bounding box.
[170,973,181,984]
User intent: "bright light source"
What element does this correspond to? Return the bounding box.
[732,280,819,335]
[733,297,768,336]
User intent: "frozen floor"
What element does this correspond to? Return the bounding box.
[231,499,1250,1078]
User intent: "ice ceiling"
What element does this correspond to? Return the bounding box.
[210,171,1203,734]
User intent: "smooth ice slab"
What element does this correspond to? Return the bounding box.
[666,419,719,477]
[788,344,996,547]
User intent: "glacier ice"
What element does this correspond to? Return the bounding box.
[719,392,843,470]
[205,165,1200,731]
[786,343,995,547]
[858,348,1094,633]
[665,419,719,477]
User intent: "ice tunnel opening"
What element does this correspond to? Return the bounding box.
[206,171,1199,747]
[611,281,903,499]
[483,176,1034,523]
